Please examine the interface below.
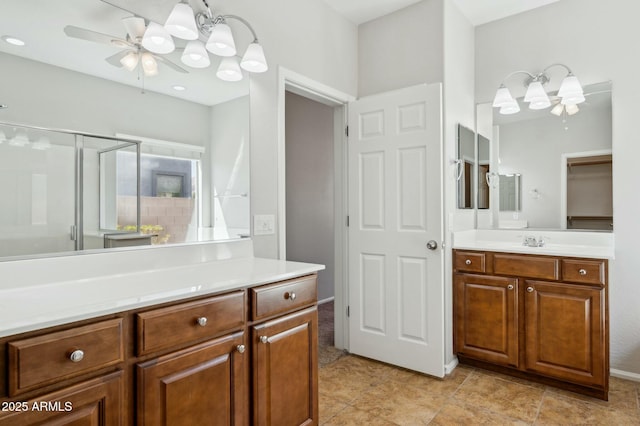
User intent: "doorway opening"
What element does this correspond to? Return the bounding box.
[277,68,353,357]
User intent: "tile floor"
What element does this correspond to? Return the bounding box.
[318,355,640,425]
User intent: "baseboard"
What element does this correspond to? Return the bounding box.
[318,296,335,305]
[444,357,459,375]
[611,368,640,382]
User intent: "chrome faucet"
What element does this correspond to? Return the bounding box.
[523,236,545,247]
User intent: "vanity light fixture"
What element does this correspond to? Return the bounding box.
[141,0,268,81]
[492,64,584,115]
[172,85,187,91]
[9,129,29,147]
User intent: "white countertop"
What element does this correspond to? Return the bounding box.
[453,229,615,259]
[0,241,324,338]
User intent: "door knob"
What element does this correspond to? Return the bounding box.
[426,240,438,250]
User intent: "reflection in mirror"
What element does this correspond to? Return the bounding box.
[476,81,612,231]
[498,174,521,212]
[0,0,251,260]
[477,135,490,209]
[456,124,475,209]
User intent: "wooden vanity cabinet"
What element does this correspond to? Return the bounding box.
[454,250,608,400]
[0,273,320,425]
[250,275,319,426]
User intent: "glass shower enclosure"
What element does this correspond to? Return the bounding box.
[0,121,141,259]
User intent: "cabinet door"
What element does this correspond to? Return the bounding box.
[0,371,123,426]
[454,274,519,367]
[252,307,318,426]
[524,281,606,387]
[138,331,248,426]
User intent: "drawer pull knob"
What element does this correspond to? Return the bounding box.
[197,317,208,327]
[465,259,472,265]
[507,285,514,290]
[236,344,246,354]
[579,269,587,275]
[260,335,268,344]
[527,287,534,293]
[69,349,85,363]
[284,291,297,301]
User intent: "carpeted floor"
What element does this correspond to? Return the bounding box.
[318,300,347,367]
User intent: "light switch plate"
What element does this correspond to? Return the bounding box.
[254,214,275,235]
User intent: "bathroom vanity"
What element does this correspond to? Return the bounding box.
[0,240,323,425]
[453,230,613,400]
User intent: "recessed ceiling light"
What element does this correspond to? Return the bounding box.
[2,35,25,46]
[172,85,186,91]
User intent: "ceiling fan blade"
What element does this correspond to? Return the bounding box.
[105,50,130,68]
[155,55,189,74]
[122,16,147,42]
[64,25,131,48]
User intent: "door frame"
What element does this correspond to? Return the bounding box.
[277,67,355,349]
[560,148,612,229]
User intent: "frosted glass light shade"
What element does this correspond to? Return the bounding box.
[529,96,551,110]
[141,52,159,76]
[550,103,564,116]
[164,2,198,40]
[492,85,514,107]
[558,74,583,98]
[524,81,547,102]
[499,100,520,115]
[561,92,586,105]
[181,40,210,68]
[216,57,243,81]
[565,104,580,115]
[241,42,268,73]
[0,130,6,143]
[142,22,175,54]
[120,51,139,71]
[206,23,236,56]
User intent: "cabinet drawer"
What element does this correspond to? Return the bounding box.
[562,259,606,286]
[493,254,559,280]
[454,251,486,273]
[8,318,124,396]
[137,291,245,356]
[251,275,317,321]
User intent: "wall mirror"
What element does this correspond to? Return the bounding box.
[0,0,251,260]
[456,124,490,210]
[476,81,612,231]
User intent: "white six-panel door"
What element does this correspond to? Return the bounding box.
[347,83,444,377]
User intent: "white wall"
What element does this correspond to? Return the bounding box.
[358,0,444,97]
[213,0,358,258]
[476,0,640,375]
[285,92,335,301]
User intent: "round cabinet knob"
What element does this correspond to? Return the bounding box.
[197,317,208,327]
[236,345,246,354]
[69,349,84,363]
[526,287,534,293]
[465,259,472,265]
[284,291,297,301]
[579,269,587,276]
[260,336,268,344]
[507,285,514,290]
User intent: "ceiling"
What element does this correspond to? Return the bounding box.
[322,0,561,25]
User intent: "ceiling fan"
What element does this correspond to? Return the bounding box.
[64,16,188,77]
